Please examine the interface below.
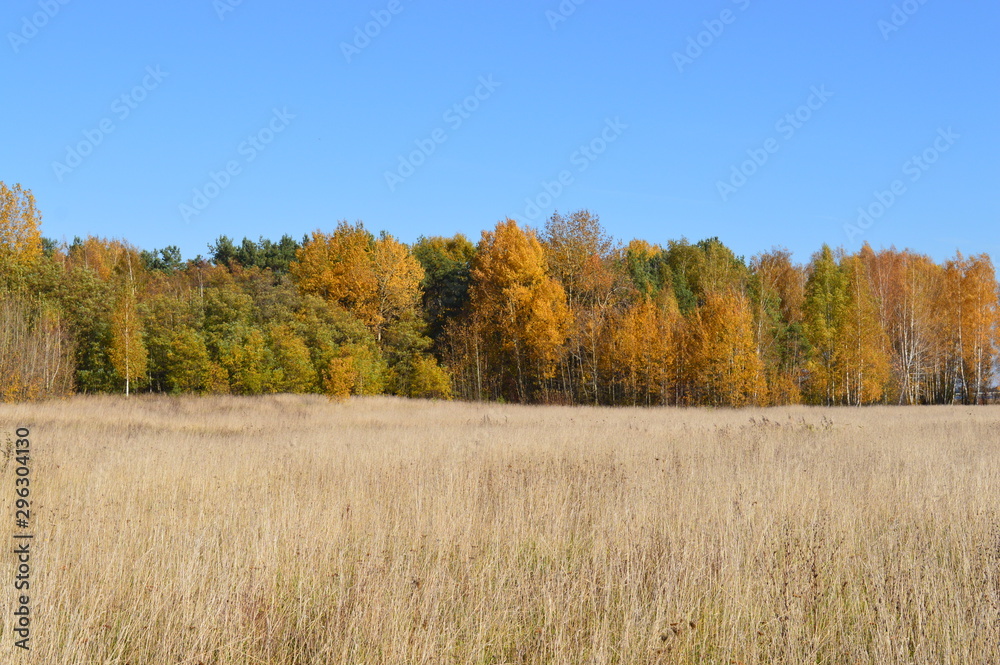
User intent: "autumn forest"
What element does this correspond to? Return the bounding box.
[1,182,997,406]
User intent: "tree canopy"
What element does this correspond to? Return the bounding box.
[2,183,997,406]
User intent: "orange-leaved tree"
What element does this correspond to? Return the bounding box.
[838,252,891,405]
[686,289,766,406]
[941,252,999,404]
[543,210,626,404]
[470,219,569,402]
[609,291,678,405]
[291,222,423,341]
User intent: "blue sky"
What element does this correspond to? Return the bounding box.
[3,0,997,265]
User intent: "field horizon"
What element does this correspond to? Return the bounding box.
[2,394,999,663]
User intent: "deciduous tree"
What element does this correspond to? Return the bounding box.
[802,245,848,405]
[108,252,148,395]
[291,223,424,341]
[0,182,43,286]
[470,219,570,402]
[687,290,766,406]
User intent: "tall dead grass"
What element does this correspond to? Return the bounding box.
[1,395,999,663]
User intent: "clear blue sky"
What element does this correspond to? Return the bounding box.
[3,0,997,265]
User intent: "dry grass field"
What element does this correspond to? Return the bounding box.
[1,395,999,664]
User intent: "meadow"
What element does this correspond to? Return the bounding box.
[1,395,999,664]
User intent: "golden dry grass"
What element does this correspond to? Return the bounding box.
[1,395,999,664]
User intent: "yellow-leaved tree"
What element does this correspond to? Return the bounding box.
[470,219,570,402]
[0,183,74,401]
[609,292,678,405]
[838,253,891,405]
[291,222,424,341]
[803,246,891,405]
[108,250,148,396]
[687,290,766,406]
[859,247,945,404]
[942,252,999,404]
[0,182,43,286]
[543,210,625,404]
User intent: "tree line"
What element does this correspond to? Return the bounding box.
[1,182,997,405]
